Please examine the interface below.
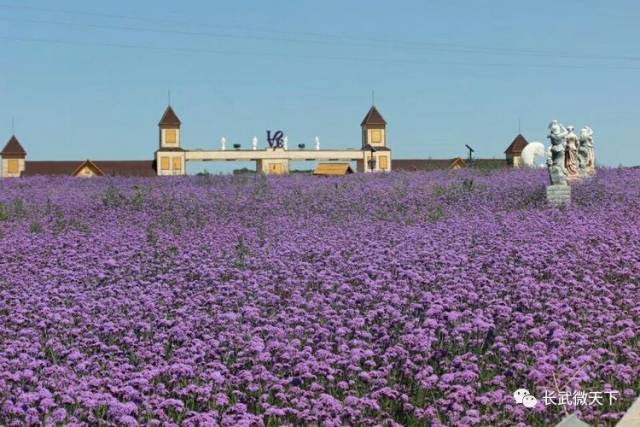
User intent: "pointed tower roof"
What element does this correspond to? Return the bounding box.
[361,106,387,126]
[158,106,181,127]
[1,135,27,157]
[504,134,528,154]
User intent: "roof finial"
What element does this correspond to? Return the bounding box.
[372,89,375,106]
[11,117,15,135]
[518,117,521,134]
[168,89,172,106]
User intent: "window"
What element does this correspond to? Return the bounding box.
[379,155,388,169]
[160,157,170,171]
[172,157,181,171]
[165,129,177,144]
[7,159,18,174]
[371,129,382,144]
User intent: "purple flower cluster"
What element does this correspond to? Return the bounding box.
[0,168,638,426]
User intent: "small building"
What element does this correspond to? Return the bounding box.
[358,106,391,172]
[504,134,529,167]
[155,106,186,176]
[0,135,27,177]
[313,163,354,176]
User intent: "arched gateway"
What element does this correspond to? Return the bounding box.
[155,105,392,176]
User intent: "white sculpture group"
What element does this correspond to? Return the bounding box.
[547,121,595,185]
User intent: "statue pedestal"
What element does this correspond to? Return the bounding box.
[546,184,571,207]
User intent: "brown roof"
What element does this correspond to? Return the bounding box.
[72,160,105,177]
[504,134,528,154]
[155,147,185,152]
[94,161,156,176]
[1,135,27,157]
[313,163,354,176]
[158,106,181,127]
[450,157,466,169]
[393,158,466,172]
[22,160,156,177]
[361,106,386,126]
[21,161,77,176]
[362,144,390,151]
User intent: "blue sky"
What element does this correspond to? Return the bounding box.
[1,0,639,172]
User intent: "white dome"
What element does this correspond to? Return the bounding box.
[521,142,546,168]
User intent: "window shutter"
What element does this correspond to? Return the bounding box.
[371,130,382,144]
[160,157,170,170]
[379,155,388,169]
[7,159,18,174]
[165,130,177,144]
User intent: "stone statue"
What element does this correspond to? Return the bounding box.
[252,136,258,151]
[577,128,588,174]
[564,126,579,179]
[315,136,320,151]
[221,137,226,151]
[547,120,568,185]
[283,136,288,150]
[545,121,595,206]
[578,126,595,176]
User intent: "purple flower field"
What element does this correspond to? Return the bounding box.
[0,168,638,426]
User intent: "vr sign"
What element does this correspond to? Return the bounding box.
[266,130,284,148]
